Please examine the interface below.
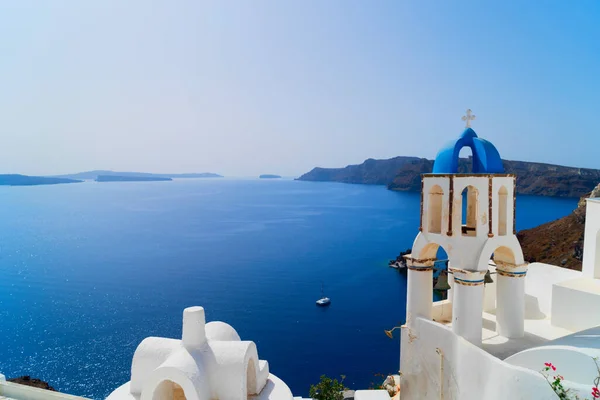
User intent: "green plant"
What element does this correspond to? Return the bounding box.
[540,358,600,399]
[309,375,347,400]
[541,363,573,399]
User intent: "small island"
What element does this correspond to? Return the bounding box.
[95,175,172,182]
[170,173,223,178]
[259,174,281,179]
[0,174,82,186]
[53,171,223,180]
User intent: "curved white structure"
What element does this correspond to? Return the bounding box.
[505,346,600,386]
[107,306,293,400]
[504,326,600,391]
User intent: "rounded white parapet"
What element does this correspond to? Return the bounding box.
[182,306,207,349]
[505,343,600,397]
[451,269,485,345]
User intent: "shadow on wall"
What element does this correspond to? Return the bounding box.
[524,294,546,320]
[482,318,497,332]
[481,330,557,361]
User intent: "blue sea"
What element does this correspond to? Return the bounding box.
[0,179,578,399]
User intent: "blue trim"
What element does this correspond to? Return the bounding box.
[454,277,484,284]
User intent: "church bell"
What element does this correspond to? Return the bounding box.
[433,271,451,291]
[484,270,494,284]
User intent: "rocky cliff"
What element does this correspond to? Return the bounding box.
[299,157,600,198]
[517,184,600,270]
[298,156,422,185]
[503,160,600,198]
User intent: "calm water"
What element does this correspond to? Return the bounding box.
[0,179,578,398]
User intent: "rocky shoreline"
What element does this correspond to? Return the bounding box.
[7,376,56,391]
[388,248,411,270]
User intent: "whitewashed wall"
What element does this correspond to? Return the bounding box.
[583,199,600,279]
[525,263,582,318]
[399,317,563,400]
[551,278,600,331]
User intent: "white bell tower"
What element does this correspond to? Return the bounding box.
[404,110,528,345]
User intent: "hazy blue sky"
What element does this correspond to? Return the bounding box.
[1,1,599,176]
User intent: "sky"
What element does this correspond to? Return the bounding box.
[1,1,599,177]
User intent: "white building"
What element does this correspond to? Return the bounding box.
[399,112,600,399]
[106,306,294,400]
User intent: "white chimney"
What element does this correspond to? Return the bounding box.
[182,306,206,349]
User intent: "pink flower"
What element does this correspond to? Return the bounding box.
[544,362,557,371]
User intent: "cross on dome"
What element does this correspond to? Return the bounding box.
[432,113,504,174]
[462,109,476,128]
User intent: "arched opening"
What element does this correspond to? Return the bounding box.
[418,242,448,261]
[428,185,443,234]
[461,186,478,236]
[458,146,474,173]
[498,186,508,236]
[418,242,449,301]
[492,246,516,266]
[246,359,257,395]
[152,380,187,400]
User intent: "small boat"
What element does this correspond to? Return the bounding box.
[316,283,331,306]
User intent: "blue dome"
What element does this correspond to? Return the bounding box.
[432,128,504,174]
